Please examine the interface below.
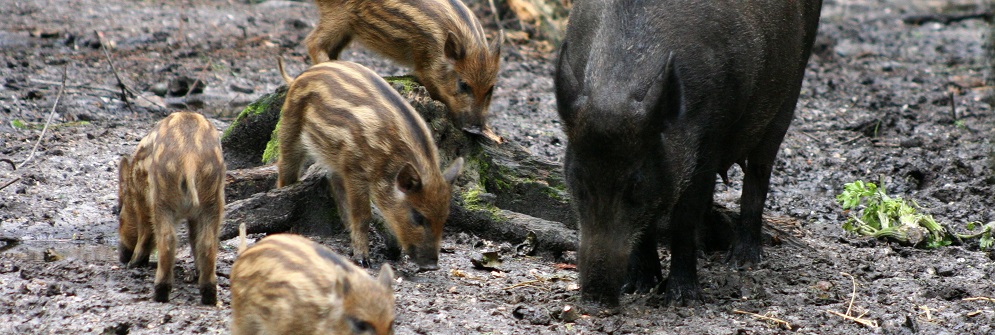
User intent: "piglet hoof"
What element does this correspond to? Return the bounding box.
[354,256,371,268]
[200,285,218,306]
[416,263,440,272]
[126,258,149,269]
[118,244,134,265]
[621,272,662,294]
[153,283,172,303]
[660,277,703,306]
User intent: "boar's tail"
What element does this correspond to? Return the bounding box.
[237,222,247,255]
[277,57,293,85]
[181,161,201,209]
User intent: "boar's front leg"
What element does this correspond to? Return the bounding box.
[662,170,715,305]
[623,227,663,294]
[341,180,374,268]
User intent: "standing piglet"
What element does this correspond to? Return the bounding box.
[231,227,395,335]
[555,0,822,305]
[305,0,502,139]
[277,61,464,271]
[118,111,225,305]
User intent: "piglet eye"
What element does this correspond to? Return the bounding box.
[349,317,374,333]
[410,210,428,227]
[457,79,471,94]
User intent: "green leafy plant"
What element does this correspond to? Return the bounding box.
[837,179,993,250]
[837,179,949,248]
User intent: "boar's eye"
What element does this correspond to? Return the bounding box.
[457,79,471,94]
[410,209,428,227]
[349,317,374,333]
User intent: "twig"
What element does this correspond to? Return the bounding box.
[963,297,995,303]
[95,30,136,114]
[0,177,21,192]
[949,91,958,120]
[186,60,213,98]
[733,309,792,330]
[501,279,545,290]
[827,310,878,328]
[826,272,879,328]
[903,10,993,25]
[15,64,68,171]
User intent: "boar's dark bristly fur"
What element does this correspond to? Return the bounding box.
[231,234,395,335]
[555,0,822,306]
[277,61,464,271]
[305,0,502,138]
[118,111,225,305]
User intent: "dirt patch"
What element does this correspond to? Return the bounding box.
[2,0,994,334]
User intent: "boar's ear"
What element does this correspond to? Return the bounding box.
[641,52,684,130]
[377,264,395,289]
[554,41,586,128]
[396,163,423,194]
[444,31,466,61]
[442,157,465,185]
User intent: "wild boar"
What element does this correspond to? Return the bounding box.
[276,60,464,271]
[231,229,395,335]
[118,111,225,305]
[305,0,502,140]
[555,0,823,305]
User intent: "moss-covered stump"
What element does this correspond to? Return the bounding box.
[220,85,287,170]
[220,75,578,254]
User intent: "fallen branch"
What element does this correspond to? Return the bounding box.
[185,60,213,98]
[903,10,993,25]
[95,30,136,114]
[733,309,792,330]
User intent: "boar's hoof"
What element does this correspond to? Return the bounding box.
[621,272,662,294]
[416,263,440,272]
[726,243,764,270]
[200,285,217,306]
[660,276,703,306]
[126,257,149,269]
[153,283,172,303]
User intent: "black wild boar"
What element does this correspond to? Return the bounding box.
[555,0,822,305]
[276,60,464,271]
[305,0,502,141]
[118,111,225,305]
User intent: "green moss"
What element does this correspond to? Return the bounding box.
[383,75,420,94]
[261,119,281,164]
[222,89,283,140]
[10,119,28,130]
[461,184,502,221]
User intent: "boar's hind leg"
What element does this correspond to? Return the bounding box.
[189,207,221,305]
[623,228,663,294]
[304,11,353,64]
[731,111,792,268]
[152,209,179,303]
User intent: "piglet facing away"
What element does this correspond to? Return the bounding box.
[276,61,464,271]
[555,0,823,306]
[231,232,395,335]
[305,0,502,140]
[118,111,225,305]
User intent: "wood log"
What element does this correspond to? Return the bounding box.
[219,77,577,253]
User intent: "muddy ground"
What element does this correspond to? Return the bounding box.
[1,0,994,334]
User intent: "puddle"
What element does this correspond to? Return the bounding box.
[1,241,118,263]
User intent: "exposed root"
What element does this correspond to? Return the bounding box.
[733,309,792,330]
[826,272,879,328]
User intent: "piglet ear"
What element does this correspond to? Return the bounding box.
[640,52,684,131]
[396,163,423,194]
[377,264,395,289]
[119,156,131,181]
[491,31,503,58]
[444,31,466,61]
[442,157,464,185]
